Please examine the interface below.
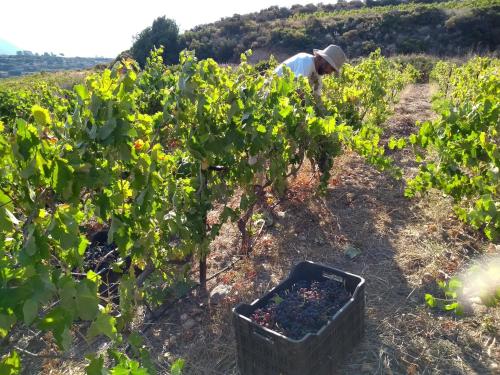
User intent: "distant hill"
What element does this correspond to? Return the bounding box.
[0,38,20,55]
[130,0,500,66]
[0,55,112,78]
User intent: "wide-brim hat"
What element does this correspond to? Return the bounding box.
[313,45,347,73]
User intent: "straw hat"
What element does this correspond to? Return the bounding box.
[313,45,347,73]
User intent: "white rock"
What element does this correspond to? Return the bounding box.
[163,351,174,360]
[276,211,286,218]
[210,284,231,304]
[182,319,196,330]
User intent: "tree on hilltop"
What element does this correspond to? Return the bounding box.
[130,16,180,66]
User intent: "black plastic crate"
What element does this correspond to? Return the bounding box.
[232,261,365,375]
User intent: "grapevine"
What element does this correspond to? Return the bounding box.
[406,57,499,241]
[0,48,414,373]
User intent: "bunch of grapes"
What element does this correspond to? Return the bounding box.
[250,278,351,340]
[251,308,275,328]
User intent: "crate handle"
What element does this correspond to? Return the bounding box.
[253,330,275,344]
[322,271,344,284]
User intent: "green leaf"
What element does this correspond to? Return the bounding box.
[59,277,77,316]
[106,350,149,375]
[98,118,117,141]
[14,119,39,161]
[0,313,17,338]
[139,348,156,375]
[87,270,102,285]
[60,327,72,351]
[49,205,85,266]
[388,138,397,150]
[78,235,91,257]
[110,361,148,375]
[425,294,436,308]
[484,227,493,240]
[88,310,117,340]
[170,359,185,375]
[444,302,459,311]
[127,332,143,351]
[76,279,99,321]
[0,191,14,231]
[271,295,284,305]
[448,277,462,292]
[109,215,133,253]
[118,276,135,327]
[52,159,75,199]
[256,124,266,134]
[85,355,106,375]
[0,351,21,375]
[479,131,486,146]
[23,227,37,256]
[23,298,38,325]
[32,105,51,126]
[344,244,362,259]
[38,307,72,350]
[75,85,90,101]
[108,215,123,245]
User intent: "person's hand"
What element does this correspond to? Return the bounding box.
[296,89,305,101]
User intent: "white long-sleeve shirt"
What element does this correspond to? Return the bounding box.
[274,53,322,96]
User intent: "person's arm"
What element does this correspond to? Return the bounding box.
[311,76,322,98]
[309,74,327,115]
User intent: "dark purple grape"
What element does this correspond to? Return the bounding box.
[249,277,351,339]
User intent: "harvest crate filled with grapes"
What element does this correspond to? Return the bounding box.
[233,261,365,375]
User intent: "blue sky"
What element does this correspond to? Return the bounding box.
[1,0,336,57]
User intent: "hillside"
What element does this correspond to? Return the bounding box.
[0,54,112,78]
[131,0,500,65]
